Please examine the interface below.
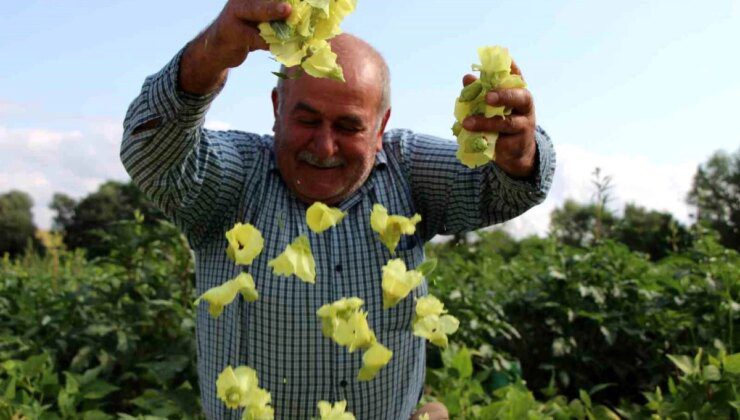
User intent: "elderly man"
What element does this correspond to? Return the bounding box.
[120,1,555,419]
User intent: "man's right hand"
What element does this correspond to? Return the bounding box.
[179,0,292,95]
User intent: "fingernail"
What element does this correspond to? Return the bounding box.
[463,118,475,130]
[278,3,290,14]
[487,92,499,104]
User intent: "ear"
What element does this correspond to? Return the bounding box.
[375,108,391,152]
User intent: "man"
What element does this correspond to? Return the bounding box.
[120,1,555,418]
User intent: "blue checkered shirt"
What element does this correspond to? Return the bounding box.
[120,48,555,419]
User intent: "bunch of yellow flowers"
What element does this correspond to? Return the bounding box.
[452,46,527,168]
[259,0,358,81]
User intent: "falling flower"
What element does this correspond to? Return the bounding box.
[370,204,421,254]
[307,202,347,233]
[417,414,430,420]
[226,223,264,266]
[268,235,317,284]
[333,310,375,353]
[381,259,423,309]
[316,297,365,338]
[241,387,275,420]
[195,273,259,318]
[413,295,460,348]
[216,366,259,409]
[317,400,356,420]
[357,341,393,381]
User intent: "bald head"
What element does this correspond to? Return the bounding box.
[275,34,391,119]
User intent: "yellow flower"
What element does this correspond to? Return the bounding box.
[357,341,393,381]
[415,295,446,317]
[455,128,497,169]
[381,259,423,309]
[270,39,306,67]
[418,414,431,420]
[317,400,356,420]
[412,313,460,348]
[216,366,259,409]
[474,45,512,75]
[268,235,316,284]
[242,387,275,419]
[302,40,345,82]
[413,296,459,348]
[225,223,264,266]
[195,273,259,318]
[370,204,422,255]
[333,310,375,353]
[316,297,365,338]
[307,202,347,233]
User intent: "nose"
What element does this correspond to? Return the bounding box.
[309,123,339,158]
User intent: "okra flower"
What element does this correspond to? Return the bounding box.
[307,202,347,233]
[226,223,264,266]
[257,0,357,81]
[316,297,365,338]
[452,46,527,168]
[412,295,460,348]
[381,259,423,309]
[195,273,259,318]
[268,235,317,284]
[357,341,393,381]
[334,310,375,353]
[242,387,275,420]
[216,366,259,409]
[370,204,422,254]
[317,400,356,420]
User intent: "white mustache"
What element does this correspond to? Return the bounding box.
[298,151,345,168]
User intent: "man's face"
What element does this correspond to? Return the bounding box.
[272,62,389,205]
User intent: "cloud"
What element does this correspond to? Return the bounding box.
[205,119,233,131]
[0,122,128,229]
[498,143,699,238]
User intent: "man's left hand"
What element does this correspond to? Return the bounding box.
[461,61,537,178]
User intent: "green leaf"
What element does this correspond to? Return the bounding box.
[82,380,119,399]
[81,410,114,420]
[272,71,290,80]
[451,347,473,379]
[270,21,293,41]
[667,354,695,375]
[724,353,740,374]
[702,365,721,381]
[3,376,16,399]
[416,258,438,277]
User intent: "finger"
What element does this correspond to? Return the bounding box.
[486,88,533,115]
[462,114,530,135]
[462,74,478,87]
[235,1,291,23]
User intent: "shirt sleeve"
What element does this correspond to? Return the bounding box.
[394,126,556,241]
[120,47,259,247]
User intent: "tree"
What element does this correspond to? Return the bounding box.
[686,148,740,250]
[613,204,692,260]
[53,181,164,258]
[0,190,38,257]
[49,193,76,232]
[549,199,618,247]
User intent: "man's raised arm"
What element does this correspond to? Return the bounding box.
[120,1,291,245]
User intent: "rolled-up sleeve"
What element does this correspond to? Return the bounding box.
[120,48,252,246]
[393,126,555,240]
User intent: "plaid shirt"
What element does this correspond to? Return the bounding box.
[121,48,555,419]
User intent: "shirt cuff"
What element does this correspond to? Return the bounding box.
[146,46,225,127]
[490,125,556,196]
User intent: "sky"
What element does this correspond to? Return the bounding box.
[1,0,738,237]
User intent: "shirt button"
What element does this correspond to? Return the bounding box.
[340,379,348,387]
[335,264,342,273]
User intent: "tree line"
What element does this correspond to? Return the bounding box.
[1,148,738,258]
